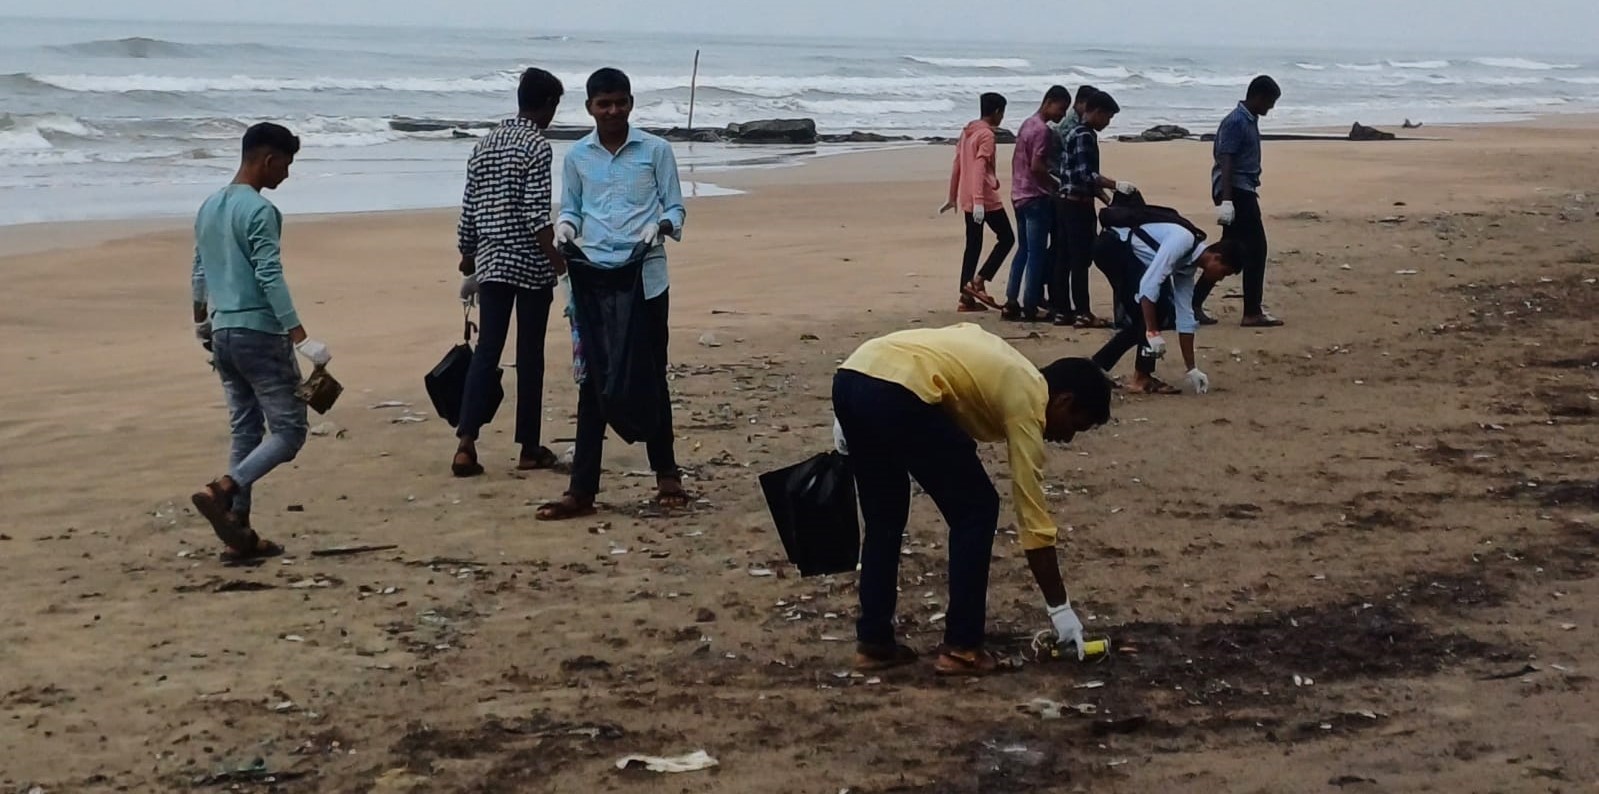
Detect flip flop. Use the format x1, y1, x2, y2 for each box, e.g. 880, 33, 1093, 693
1074, 314, 1114, 329
956, 300, 989, 313
1241, 313, 1285, 328
451, 449, 485, 478
961, 283, 1003, 310
219, 531, 285, 564
535, 493, 598, 521
933, 647, 1002, 677
855, 642, 919, 672
655, 477, 693, 510
517, 446, 560, 471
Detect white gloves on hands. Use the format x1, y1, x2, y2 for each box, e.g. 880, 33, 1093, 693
972, 205, 987, 225
1048, 602, 1087, 660
1115, 180, 1137, 195
1186, 367, 1211, 395
832, 417, 849, 456
555, 222, 577, 246
1144, 333, 1167, 359
1217, 200, 1237, 225
295, 338, 332, 368
641, 222, 660, 247
459, 273, 479, 303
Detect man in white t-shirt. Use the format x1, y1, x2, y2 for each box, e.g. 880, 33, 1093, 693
1090, 222, 1241, 395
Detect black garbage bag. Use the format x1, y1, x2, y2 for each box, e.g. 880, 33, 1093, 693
425, 306, 502, 428
760, 452, 861, 577
563, 242, 664, 444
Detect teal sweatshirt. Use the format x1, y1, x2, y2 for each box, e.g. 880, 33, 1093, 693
190, 184, 300, 334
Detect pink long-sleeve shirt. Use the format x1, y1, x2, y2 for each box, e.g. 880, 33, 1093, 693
948, 120, 1003, 213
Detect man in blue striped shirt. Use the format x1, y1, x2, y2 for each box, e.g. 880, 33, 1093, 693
538, 68, 689, 520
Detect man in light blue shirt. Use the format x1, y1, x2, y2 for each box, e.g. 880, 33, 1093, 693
189, 122, 332, 562
539, 68, 688, 521
1089, 221, 1241, 396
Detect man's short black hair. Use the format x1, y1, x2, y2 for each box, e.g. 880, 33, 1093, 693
1248, 75, 1282, 101
1206, 238, 1245, 272
242, 122, 299, 158
586, 67, 632, 100
980, 92, 1007, 117
1075, 85, 1099, 104
519, 67, 564, 113
1085, 91, 1120, 115
1044, 84, 1072, 106
1040, 357, 1113, 426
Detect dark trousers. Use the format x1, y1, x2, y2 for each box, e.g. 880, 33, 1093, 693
1054, 199, 1098, 319
960, 209, 1015, 292
1091, 232, 1169, 376
569, 289, 677, 498
832, 369, 999, 650
458, 282, 552, 447
1195, 190, 1267, 316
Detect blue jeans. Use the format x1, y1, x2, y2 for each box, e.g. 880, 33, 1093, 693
832, 369, 999, 650
212, 328, 308, 515
1004, 199, 1053, 311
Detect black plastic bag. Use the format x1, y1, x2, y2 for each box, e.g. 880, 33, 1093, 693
563, 243, 663, 444
760, 452, 861, 577
425, 306, 502, 428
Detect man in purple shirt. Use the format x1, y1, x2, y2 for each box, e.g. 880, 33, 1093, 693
1002, 86, 1071, 322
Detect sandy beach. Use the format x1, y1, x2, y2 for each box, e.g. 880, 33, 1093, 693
2, 119, 1597, 792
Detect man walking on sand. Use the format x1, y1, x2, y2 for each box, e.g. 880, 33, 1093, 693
1194, 75, 1282, 327
451, 67, 569, 477
833, 325, 1112, 674
1000, 86, 1071, 322
941, 92, 1014, 312
189, 122, 330, 562
536, 67, 688, 521
1058, 90, 1138, 328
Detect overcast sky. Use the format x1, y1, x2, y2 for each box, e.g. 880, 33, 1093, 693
11, 0, 1597, 53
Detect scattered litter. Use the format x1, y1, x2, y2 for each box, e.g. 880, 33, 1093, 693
282, 635, 305, 643
309, 422, 345, 438
391, 413, 428, 424
1480, 664, 1539, 681
615, 750, 719, 773
697, 333, 723, 348
272, 700, 296, 712
747, 567, 776, 578
1394, 269, 1419, 275
1339, 264, 1352, 271
929, 612, 946, 623
1293, 674, 1315, 687
1075, 680, 1105, 690
310, 544, 399, 558
369, 401, 411, 410
1560, 623, 1577, 631
1019, 699, 1064, 720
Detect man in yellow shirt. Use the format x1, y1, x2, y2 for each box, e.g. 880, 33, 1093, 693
833, 324, 1112, 675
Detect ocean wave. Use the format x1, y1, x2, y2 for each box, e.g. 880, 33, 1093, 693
1140, 70, 1257, 88
1387, 59, 1451, 69
1472, 57, 1579, 70
1557, 76, 1599, 85
0, 114, 101, 153
28, 72, 514, 94
1294, 62, 1328, 71
903, 56, 1030, 69
1073, 65, 1133, 80
792, 98, 956, 115
48, 36, 202, 59
1336, 63, 1385, 72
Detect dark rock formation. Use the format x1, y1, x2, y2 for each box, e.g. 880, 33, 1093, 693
724, 119, 818, 144
1349, 122, 1396, 141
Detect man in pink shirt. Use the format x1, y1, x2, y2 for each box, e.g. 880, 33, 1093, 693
1003, 86, 1072, 322
940, 92, 1014, 312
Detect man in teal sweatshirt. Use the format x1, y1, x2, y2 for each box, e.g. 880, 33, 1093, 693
189, 122, 331, 562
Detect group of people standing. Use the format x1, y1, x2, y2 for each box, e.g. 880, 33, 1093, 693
944, 77, 1286, 339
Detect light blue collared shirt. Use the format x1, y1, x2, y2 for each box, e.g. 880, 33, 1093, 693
558, 126, 686, 299
1113, 223, 1210, 334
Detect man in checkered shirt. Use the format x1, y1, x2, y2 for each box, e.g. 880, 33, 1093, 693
452, 67, 569, 478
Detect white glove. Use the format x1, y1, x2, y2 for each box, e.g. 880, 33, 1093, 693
555, 222, 577, 246
938, 201, 955, 215
295, 338, 332, 368
972, 205, 986, 225
832, 417, 849, 456
1115, 180, 1137, 195
1186, 367, 1211, 395
1048, 602, 1086, 660
641, 223, 661, 247
459, 273, 479, 302
1144, 333, 1167, 359
1217, 200, 1237, 225
195, 320, 212, 347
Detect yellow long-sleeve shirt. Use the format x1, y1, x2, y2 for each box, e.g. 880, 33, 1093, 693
840, 323, 1056, 550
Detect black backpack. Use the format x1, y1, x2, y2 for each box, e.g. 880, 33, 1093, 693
1098, 203, 1208, 255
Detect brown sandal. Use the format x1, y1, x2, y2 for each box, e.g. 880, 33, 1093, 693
517, 446, 560, 471
536, 493, 597, 522
962, 283, 1003, 310
655, 476, 692, 510
934, 647, 1002, 677
856, 642, 919, 672
219, 531, 285, 564
192, 480, 251, 548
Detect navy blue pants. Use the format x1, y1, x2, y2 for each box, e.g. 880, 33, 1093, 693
832, 369, 999, 650
458, 282, 552, 447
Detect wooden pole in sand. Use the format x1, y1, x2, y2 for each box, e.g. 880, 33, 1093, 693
687, 49, 701, 133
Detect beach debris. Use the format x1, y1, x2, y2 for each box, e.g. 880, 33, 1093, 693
698, 332, 723, 348
369, 401, 411, 410
615, 750, 718, 773
747, 566, 776, 577
1376, 215, 1407, 224
193, 758, 308, 786
1480, 664, 1539, 681
310, 544, 399, 558
391, 412, 429, 424
695, 608, 717, 623
1293, 674, 1316, 687
1395, 269, 1419, 275
309, 422, 345, 438
1018, 698, 1064, 720
800, 333, 820, 341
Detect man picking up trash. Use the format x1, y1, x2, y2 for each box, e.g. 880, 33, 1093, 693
832, 324, 1112, 675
